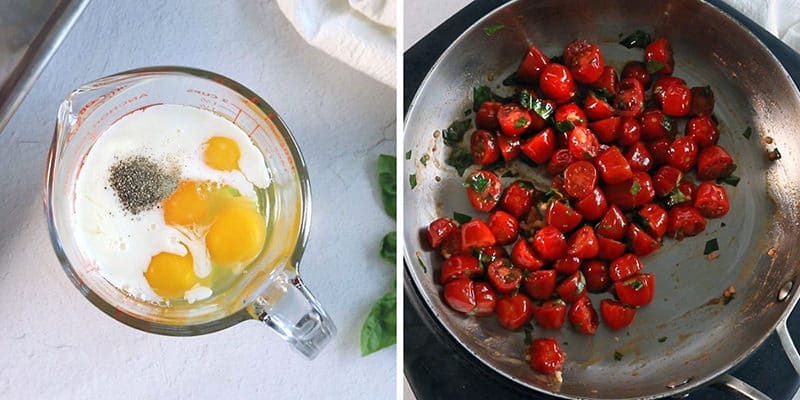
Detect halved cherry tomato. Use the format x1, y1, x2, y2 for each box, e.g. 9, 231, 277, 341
617, 116, 642, 146
476, 101, 502, 130
547, 148, 573, 176
487, 210, 519, 245
427, 217, 458, 249
471, 130, 501, 166
604, 172, 655, 210
532, 299, 568, 329
625, 141, 654, 172
595, 146, 633, 184
527, 338, 565, 374
676, 179, 696, 204
496, 292, 534, 330
554, 103, 588, 127
609, 253, 643, 282
583, 260, 610, 292
440, 254, 482, 284
497, 104, 532, 136
614, 78, 645, 117
694, 182, 730, 218
615, 273, 655, 307
461, 219, 497, 249
473, 282, 497, 317
686, 116, 719, 148
539, 63, 577, 104
600, 299, 637, 330
443, 278, 476, 313
644, 37, 675, 75
660, 81, 692, 117
533, 226, 568, 261
554, 256, 582, 275
497, 134, 521, 162
590, 117, 621, 143
697, 145, 735, 180
690, 85, 715, 116
556, 271, 587, 303
569, 295, 599, 335
652, 165, 683, 197
487, 258, 522, 293
474, 244, 507, 265
627, 224, 661, 256
637, 203, 668, 238
667, 205, 707, 240
440, 226, 465, 258
591, 65, 618, 96
521, 127, 557, 164
546, 201, 583, 233
583, 92, 615, 121
567, 125, 600, 160
500, 180, 538, 218
517, 44, 551, 83
595, 204, 628, 240
597, 235, 627, 261
648, 138, 672, 167
563, 39, 605, 84
564, 160, 598, 198
511, 239, 545, 271
567, 226, 600, 259
667, 136, 699, 172
523, 269, 558, 300
622, 61, 652, 89
574, 186, 609, 221
465, 170, 502, 212
652, 76, 686, 104
639, 109, 674, 141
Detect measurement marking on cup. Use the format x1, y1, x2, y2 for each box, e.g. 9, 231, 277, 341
233, 109, 242, 124
249, 124, 261, 136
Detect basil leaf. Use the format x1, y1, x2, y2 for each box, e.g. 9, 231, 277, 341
473, 86, 493, 111
646, 60, 665, 74
465, 174, 490, 193
453, 212, 472, 224
629, 180, 642, 196
523, 328, 533, 345
377, 154, 396, 219
660, 115, 674, 132
703, 238, 719, 255
484, 24, 506, 36
443, 119, 472, 146
360, 290, 396, 356
518, 90, 535, 110
630, 280, 645, 291
464, 109, 472, 116
417, 255, 428, 273
592, 88, 614, 100
614, 351, 624, 361
409, 174, 417, 189
619, 30, 652, 49
502, 71, 522, 86
446, 147, 473, 176
514, 117, 529, 129
554, 120, 575, 133
742, 127, 752, 140
717, 173, 740, 187
404, 150, 411, 160
419, 154, 429, 166
658, 336, 668, 343
666, 187, 689, 206
531, 98, 555, 120
380, 231, 396, 265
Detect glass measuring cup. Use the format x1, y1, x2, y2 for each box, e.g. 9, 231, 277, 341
44, 67, 335, 359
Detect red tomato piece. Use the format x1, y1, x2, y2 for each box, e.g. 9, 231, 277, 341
694, 182, 730, 218
615, 273, 655, 307
595, 204, 628, 240
497, 104, 532, 136
523, 269, 558, 300
564, 160, 598, 198
590, 117, 621, 143
440, 254, 482, 284
440, 226, 466, 258
554, 256, 582, 275
625, 141, 654, 172
667, 136, 699, 172
496, 292, 534, 330
583, 92, 615, 121
567, 226, 600, 259
527, 338, 565, 374
521, 127, 557, 164
652, 76, 686, 104
648, 138, 672, 167
595, 146, 633, 184
546, 201, 583, 233
556, 271, 587, 303
637, 203, 668, 238
554, 103, 588, 127
497, 134, 521, 162
644, 38, 675, 75
475, 244, 508, 265
487, 210, 519, 245
427, 217, 458, 249
652, 165, 683, 197
500, 180, 538, 218
563, 39, 605, 84
465, 170, 502, 213
690, 85, 715, 116
567, 126, 600, 160
569, 295, 599, 335
547, 148, 574, 176
597, 235, 627, 261
686, 116, 719, 148
600, 299, 637, 330
604, 172, 655, 211
673, 179, 696, 206
511, 239, 546, 271
517, 45, 551, 83
533, 226, 568, 261
461, 219, 497, 249
532, 299, 568, 329
476, 101, 502, 130
443, 278, 476, 313
487, 258, 522, 293
470, 130, 501, 166
627, 224, 661, 256
473, 282, 497, 317
660, 82, 692, 117
639, 109, 674, 141
609, 253, 643, 282
622, 61, 652, 89
583, 260, 610, 292
614, 78, 645, 117
697, 145, 735, 181
617, 116, 642, 146
667, 205, 707, 240
574, 186, 609, 221
539, 63, 577, 104
591, 66, 618, 96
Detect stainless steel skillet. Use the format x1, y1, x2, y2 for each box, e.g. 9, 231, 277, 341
403, 0, 800, 398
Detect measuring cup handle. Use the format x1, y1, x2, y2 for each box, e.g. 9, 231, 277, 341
251, 269, 336, 359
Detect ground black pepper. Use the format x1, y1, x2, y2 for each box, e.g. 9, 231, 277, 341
108, 155, 178, 214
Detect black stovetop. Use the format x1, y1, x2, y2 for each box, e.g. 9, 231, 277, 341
403, 1, 800, 399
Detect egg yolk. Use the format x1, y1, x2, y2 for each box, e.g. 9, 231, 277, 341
206, 199, 266, 268
204, 136, 240, 171
162, 180, 214, 226
144, 249, 197, 299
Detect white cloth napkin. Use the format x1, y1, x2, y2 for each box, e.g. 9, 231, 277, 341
726, 0, 800, 51
276, 0, 396, 88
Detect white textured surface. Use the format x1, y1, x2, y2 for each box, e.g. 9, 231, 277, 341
0, 1, 395, 399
